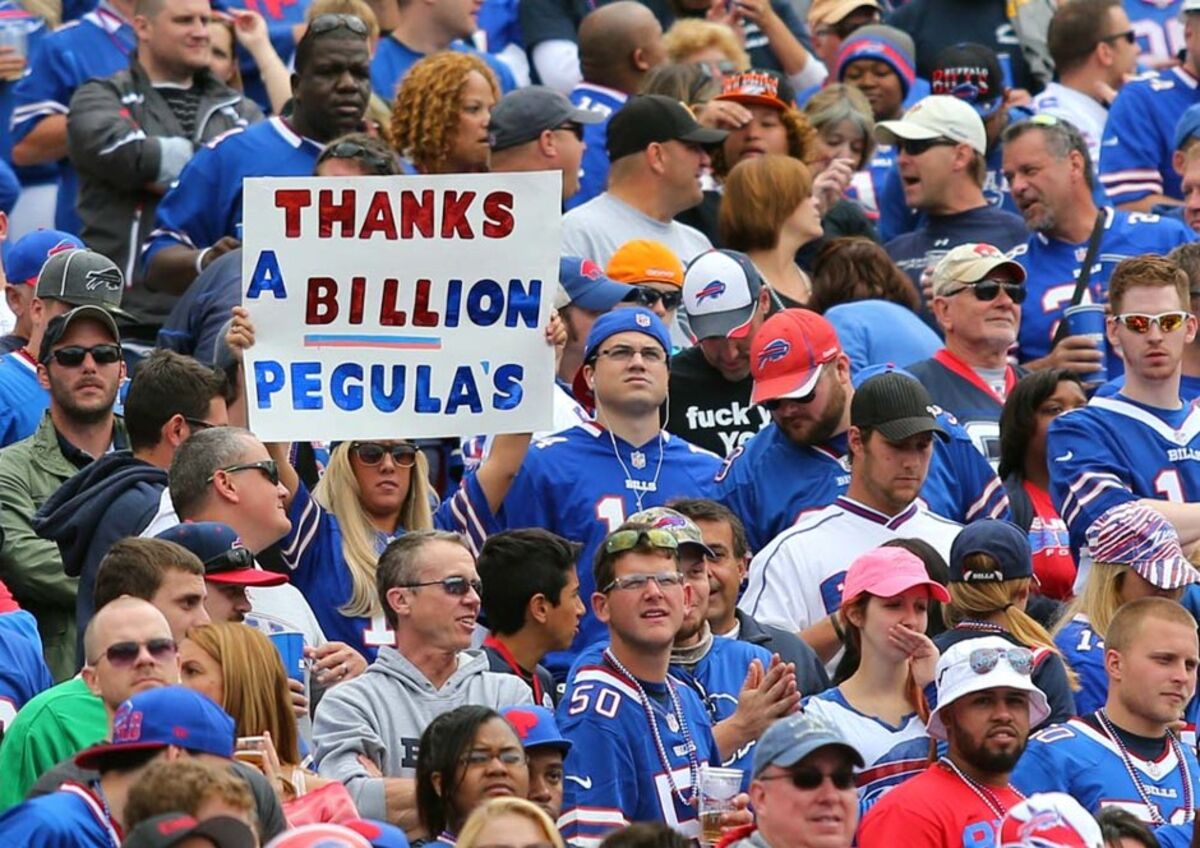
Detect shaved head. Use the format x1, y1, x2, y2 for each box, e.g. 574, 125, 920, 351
579, 1, 663, 90
84, 596, 172, 663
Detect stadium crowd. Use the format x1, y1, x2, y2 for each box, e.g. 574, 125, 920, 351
7, 0, 1200, 845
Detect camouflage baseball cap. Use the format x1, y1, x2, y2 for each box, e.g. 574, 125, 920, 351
628, 507, 715, 558
34, 248, 132, 317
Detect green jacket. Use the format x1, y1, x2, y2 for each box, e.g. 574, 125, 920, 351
0, 676, 107, 810
0, 412, 125, 681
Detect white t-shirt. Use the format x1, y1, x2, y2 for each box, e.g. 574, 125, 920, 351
1031, 82, 1109, 175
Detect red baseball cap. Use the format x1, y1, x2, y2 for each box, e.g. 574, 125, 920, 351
749, 309, 842, 405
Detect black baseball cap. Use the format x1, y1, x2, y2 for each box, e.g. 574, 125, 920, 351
38, 306, 121, 364
931, 42, 1005, 118
606, 95, 728, 162
850, 371, 948, 442
122, 813, 256, 848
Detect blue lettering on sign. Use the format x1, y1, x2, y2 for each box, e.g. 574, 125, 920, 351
415, 365, 441, 413
446, 366, 483, 414
331, 363, 363, 410
493, 364, 524, 410
292, 362, 323, 409
467, 279, 505, 326
254, 361, 286, 408
505, 279, 542, 328
370, 365, 407, 412
246, 250, 287, 299
444, 279, 463, 327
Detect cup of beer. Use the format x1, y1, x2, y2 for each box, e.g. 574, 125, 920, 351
698, 765, 743, 846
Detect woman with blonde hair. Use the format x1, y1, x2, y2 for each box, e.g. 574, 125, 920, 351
1055, 502, 1200, 715
719, 154, 823, 307
661, 19, 750, 74
456, 797, 564, 848
935, 520, 1077, 727
390, 52, 500, 175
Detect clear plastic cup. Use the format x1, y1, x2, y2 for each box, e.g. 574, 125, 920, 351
698, 765, 743, 846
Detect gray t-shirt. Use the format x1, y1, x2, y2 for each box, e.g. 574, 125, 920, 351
561, 192, 712, 267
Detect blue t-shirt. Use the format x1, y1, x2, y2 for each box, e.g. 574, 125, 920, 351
0, 609, 52, 733
1010, 207, 1195, 370
0, 350, 47, 448
9, 0, 135, 233
0, 784, 118, 846
565, 83, 625, 212
370, 37, 516, 102
1100, 67, 1200, 204
823, 300, 942, 377
142, 117, 323, 268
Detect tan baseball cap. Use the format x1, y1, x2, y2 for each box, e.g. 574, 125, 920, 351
875, 94, 987, 156
808, 0, 881, 28
931, 243, 1027, 297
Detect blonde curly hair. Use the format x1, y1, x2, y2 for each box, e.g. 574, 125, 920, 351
710, 106, 817, 181
390, 52, 500, 175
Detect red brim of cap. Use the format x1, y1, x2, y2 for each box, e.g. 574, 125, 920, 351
751, 365, 822, 406
76, 740, 169, 770
716, 92, 789, 111
571, 366, 596, 414
206, 569, 289, 587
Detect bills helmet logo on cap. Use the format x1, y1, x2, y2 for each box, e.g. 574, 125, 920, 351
757, 338, 791, 369
48, 240, 76, 257
973, 243, 1002, 258
112, 704, 145, 742
649, 513, 687, 528
635, 312, 651, 327
505, 709, 540, 740
696, 280, 726, 304
580, 259, 602, 280
1000, 808, 1094, 848
86, 266, 123, 292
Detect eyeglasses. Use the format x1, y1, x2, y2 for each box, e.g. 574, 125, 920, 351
91, 637, 177, 667
602, 571, 685, 593
351, 441, 419, 467
595, 344, 667, 365
322, 141, 397, 176
461, 748, 528, 767
555, 123, 584, 141
759, 766, 857, 791
1101, 30, 1136, 45
206, 459, 280, 486
44, 343, 123, 367
399, 575, 483, 596
967, 646, 1034, 676
627, 287, 683, 311
1113, 311, 1189, 334
308, 13, 368, 35
897, 137, 958, 157
942, 278, 1028, 304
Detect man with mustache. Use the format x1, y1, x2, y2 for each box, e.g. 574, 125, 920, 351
1012, 597, 1200, 828
858, 636, 1050, 846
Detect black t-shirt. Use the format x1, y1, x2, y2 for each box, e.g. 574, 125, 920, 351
155, 84, 203, 139
665, 345, 770, 457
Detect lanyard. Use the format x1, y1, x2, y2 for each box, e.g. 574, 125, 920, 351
60, 782, 122, 847
483, 635, 544, 706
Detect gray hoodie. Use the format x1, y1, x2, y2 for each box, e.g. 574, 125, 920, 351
312, 646, 533, 819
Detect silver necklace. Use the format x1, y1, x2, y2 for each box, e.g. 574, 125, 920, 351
604, 648, 700, 807
607, 426, 665, 513
938, 757, 1023, 820
1095, 709, 1194, 825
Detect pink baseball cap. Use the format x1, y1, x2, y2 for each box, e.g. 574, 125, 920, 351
749, 309, 843, 405
840, 547, 950, 608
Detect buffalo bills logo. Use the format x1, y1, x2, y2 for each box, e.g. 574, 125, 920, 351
47, 240, 76, 258
505, 709, 539, 740
635, 313, 651, 327
972, 243, 1001, 258
756, 338, 790, 369
580, 259, 602, 280
696, 280, 726, 304
112, 705, 145, 742
86, 267, 123, 292
651, 514, 688, 529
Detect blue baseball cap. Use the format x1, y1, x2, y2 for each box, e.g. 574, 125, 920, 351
752, 713, 863, 778
4, 229, 84, 285
581, 307, 672, 364
558, 256, 631, 312
76, 686, 236, 769
949, 519, 1033, 584
502, 705, 573, 753
1176, 103, 1200, 151
156, 521, 288, 587
344, 819, 411, 848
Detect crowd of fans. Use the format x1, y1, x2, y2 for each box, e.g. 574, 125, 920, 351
5, 0, 1200, 845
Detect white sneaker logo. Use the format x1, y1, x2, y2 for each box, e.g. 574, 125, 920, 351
1054, 450, 1074, 462
565, 775, 593, 789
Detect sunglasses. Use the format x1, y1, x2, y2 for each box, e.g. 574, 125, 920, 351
627, 287, 683, 311
759, 766, 857, 791
323, 141, 396, 176
309, 12, 367, 35
1101, 30, 1136, 45
967, 646, 1034, 677
942, 278, 1027, 304
351, 441, 419, 467
92, 637, 177, 667
761, 389, 818, 412
555, 122, 584, 141
604, 528, 680, 556
399, 575, 483, 596
206, 459, 280, 486
205, 546, 255, 573
897, 137, 958, 157
1113, 311, 1189, 334
44, 343, 122, 367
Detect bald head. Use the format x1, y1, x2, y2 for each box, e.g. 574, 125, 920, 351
578, 1, 664, 92
84, 597, 172, 664
83, 596, 180, 711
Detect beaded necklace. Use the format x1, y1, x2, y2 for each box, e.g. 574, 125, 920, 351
954, 620, 1006, 634
603, 647, 700, 806
1094, 709, 1194, 826
938, 757, 1024, 820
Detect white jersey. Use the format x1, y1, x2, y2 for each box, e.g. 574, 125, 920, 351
739, 495, 961, 633
1031, 82, 1109, 176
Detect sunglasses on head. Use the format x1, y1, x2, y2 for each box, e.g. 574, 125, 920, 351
91, 637, 177, 668
967, 646, 1034, 676
1113, 311, 1189, 334
351, 441, 418, 467
308, 12, 367, 35
627, 287, 683, 311
44, 343, 122, 367
942, 278, 1027, 304
323, 141, 396, 176
206, 459, 280, 486
897, 137, 958, 157
604, 527, 680, 556
759, 765, 857, 791
206, 546, 255, 572
399, 575, 483, 596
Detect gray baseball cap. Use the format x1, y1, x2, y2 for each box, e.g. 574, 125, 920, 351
752, 713, 864, 778
490, 86, 604, 152
34, 248, 131, 318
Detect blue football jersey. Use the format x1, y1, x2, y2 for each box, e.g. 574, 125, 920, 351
142, 117, 323, 269
0, 350, 47, 448
907, 351, 1019, 468
565, 637, 772, 788
482, 422, 721, 676
0, 3, 47, 172
1125, 0, 1187, 66
0, 610, 52, 734
0, 783, 119, 846
369, 38, 516, 102
1054, 614, 1108, 716
1100, 68, 1200, 204
1013, 716, 1200, 825
565, 83, 625, 212
1097, 374, 1200, 402
1011, 207, 1195, 368
715, 416, 1009, 554
1048, 395, 1200, 554
558, 659, 721, 847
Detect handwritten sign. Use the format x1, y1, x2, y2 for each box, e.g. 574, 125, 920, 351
241, 172, 561, 442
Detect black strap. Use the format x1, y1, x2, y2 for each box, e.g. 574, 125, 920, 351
1051, 209, 1107, 346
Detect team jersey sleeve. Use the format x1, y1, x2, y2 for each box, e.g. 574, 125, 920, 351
0, 807, 78, 847
1046, 410, 1136, 553
1154, 824, 1193, 848
1009, 730, 1072, 797
877, 163, 918, 245
492, 443, 558, 532
714, 447, 771, 553
738, 533, 817, 631
559, 713, 636, 848
278, 481, 330, 575
141, 136, 236, 266
1099, 81, 1169, 203
434, 472, 501, 556
10, 31, 72, 145
1055, 619, 1109, 715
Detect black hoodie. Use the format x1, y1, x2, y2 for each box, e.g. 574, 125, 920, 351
33, 451, 167, 667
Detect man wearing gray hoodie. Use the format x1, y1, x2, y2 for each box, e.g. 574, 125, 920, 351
312, 530, 532, 831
